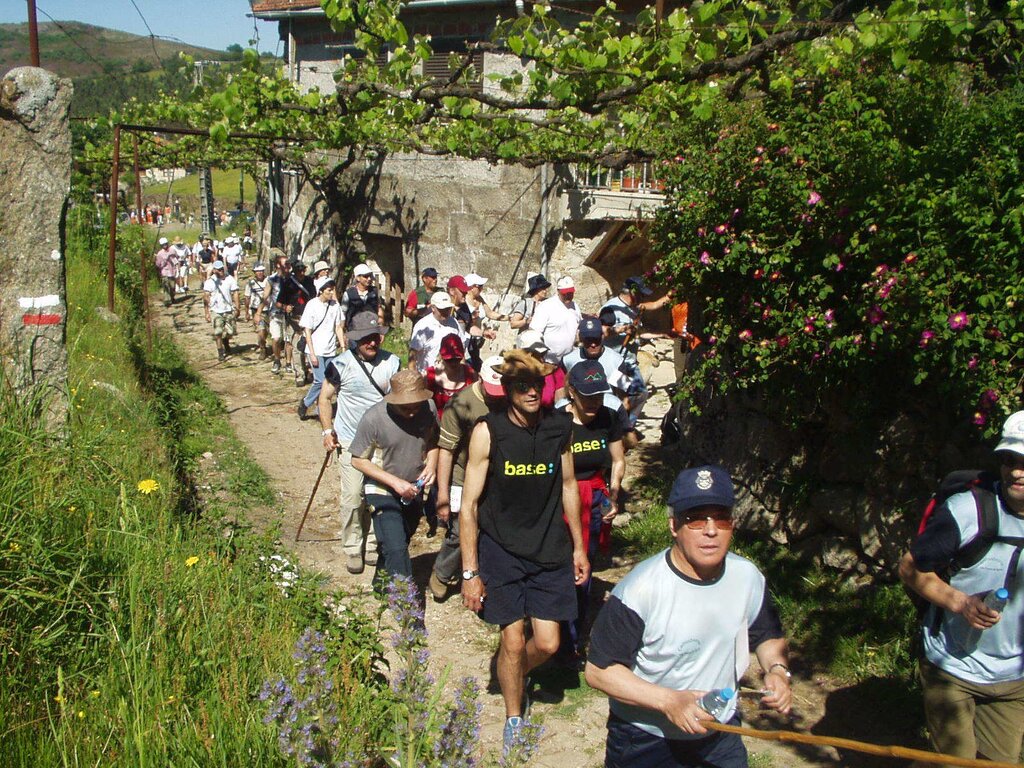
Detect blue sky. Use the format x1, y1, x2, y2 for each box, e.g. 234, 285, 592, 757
0, 1, 283, 53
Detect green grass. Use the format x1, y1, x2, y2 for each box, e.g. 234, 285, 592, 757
0, 208, 389, 765
144, 167, 257, 207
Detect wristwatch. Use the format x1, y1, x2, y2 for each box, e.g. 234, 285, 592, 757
462, 569, 480, 580
766, 663, 792, 679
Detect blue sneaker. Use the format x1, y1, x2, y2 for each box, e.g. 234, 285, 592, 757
503, 716, 523, 758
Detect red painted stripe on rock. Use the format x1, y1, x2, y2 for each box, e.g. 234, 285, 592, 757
22, 313, 62, 325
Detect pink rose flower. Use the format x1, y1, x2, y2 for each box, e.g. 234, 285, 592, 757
947, 311, 970, 331
918, 330, 935, 348
967, 355, 979, 369
972, 411, 987, 427
714, 224, 728, 235
738, 329, 754, 341
700, 252, 712, 265
807, 191, 822, 206
866, 306, 885, 325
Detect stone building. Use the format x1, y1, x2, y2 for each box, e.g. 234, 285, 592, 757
249, 0, 671, 332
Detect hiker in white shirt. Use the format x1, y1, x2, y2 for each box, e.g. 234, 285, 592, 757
203, 260, 240, 361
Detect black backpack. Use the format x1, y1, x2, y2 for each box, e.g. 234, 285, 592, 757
913, 470, 1024, 634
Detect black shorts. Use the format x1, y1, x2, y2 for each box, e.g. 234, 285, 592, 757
478, 532, 577, 626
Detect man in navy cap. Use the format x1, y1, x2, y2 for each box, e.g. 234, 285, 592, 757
586, 465, 792, 768
404, 266, 442, 323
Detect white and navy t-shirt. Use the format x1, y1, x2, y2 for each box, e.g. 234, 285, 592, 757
588, 549, 783, 740
912, 485, 1024, 684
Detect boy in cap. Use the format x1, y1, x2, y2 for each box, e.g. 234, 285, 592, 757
203, 260, 240, 361
297, 276, 344, 420
460, 350, 590, 754
586, 464, 791, 768
899, 410, 1024, 765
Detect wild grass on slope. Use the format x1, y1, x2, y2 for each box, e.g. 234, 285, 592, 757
0, 209, 388, 766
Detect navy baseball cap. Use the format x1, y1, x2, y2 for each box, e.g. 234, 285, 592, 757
578, 315, 603, 340
422, 267, 438, 278
567, 359, 611, 396
667, 466, 735, 515
624, 276, 653, 296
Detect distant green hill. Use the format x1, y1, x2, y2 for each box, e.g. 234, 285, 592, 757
0, 22, 274, 117
0, 21, 229, 79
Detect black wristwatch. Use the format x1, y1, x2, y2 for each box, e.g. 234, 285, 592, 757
462, 569, 479, 580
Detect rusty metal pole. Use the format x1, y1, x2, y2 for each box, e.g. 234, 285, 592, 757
27, 0, 40, 67
107, 124, 122, 312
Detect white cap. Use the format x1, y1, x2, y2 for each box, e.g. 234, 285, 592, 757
353, 263, 372, 277
557, 275, 575, 292
465, 273, 488, 287
516, 329, 548, 355
996, 411, 1024, 456
158, 237, 169, 245
314, 276, 336, 293
430, 291, 454, 309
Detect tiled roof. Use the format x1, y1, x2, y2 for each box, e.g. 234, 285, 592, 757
250, 1, 322, 13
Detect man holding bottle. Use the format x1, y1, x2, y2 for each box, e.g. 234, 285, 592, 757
899, 410, 1024, 765
585, 465, 792, 768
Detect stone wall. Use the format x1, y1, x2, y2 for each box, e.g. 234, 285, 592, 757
0, 67, 72, 420
672, 389, 991, 579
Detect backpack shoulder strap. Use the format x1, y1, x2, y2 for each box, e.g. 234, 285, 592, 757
952, 486, 999, 571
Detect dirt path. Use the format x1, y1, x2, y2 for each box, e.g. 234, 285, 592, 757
157, 285, 875, 768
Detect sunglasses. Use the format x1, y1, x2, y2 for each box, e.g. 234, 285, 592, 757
677, 509, 734, 531
508, 379, 543, 393
1000, 453, 1024, 470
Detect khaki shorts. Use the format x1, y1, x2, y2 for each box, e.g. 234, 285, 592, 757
268, 314, 300, 342
212, 312, 237, 338
920, 659, 1024, 764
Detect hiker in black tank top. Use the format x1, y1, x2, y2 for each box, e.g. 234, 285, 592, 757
457, 349, 590, 754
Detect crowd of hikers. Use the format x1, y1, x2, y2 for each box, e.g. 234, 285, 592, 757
156, 240, 1024, 767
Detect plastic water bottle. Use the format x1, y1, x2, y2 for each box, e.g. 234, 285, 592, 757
400, 478, 426, 506
599, 495, 613, 520
960, 588, 1010, 651
696, 687, 735, 721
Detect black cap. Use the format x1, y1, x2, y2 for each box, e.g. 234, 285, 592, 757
567, 359, 611, 396
422, 267, 438, 278
624, 276, 653, 296
527, 274, 552, 296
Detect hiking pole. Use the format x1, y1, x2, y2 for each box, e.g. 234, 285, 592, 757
703, 720, 1022, 768
295, 450, 331, 542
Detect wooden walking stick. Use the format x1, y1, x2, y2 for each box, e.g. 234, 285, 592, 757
704, 720, 1023, 768
295, 450, 332, 542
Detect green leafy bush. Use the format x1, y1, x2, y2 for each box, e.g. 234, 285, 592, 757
653, 61, 1023, 434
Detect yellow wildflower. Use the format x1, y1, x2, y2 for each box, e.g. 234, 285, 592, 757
77, 710, 85, 719
185, 556, 200, 568
8, 542, 20, 553
137, 479, 160, 495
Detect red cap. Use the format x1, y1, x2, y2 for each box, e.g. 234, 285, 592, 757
447, 275, 469, 293
439, 334, 466, 360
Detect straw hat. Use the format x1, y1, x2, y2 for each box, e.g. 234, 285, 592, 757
385, 370, 432, 405
492, 349, 556, 380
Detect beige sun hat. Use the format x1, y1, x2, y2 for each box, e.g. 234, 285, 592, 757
492, 348, 556, 380
385, 370, 432, 405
